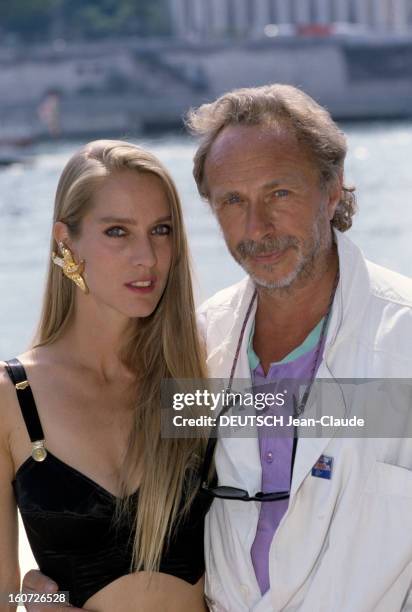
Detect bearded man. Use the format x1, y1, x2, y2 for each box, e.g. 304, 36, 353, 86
189, 84, 412, 611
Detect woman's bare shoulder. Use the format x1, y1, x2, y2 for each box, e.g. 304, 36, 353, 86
0, 362, 17, 449
0, 351, 36, 434
0, 362, 16, 408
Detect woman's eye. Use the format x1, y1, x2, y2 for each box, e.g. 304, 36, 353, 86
105, 226, 127, 238
152, 224, 172, 236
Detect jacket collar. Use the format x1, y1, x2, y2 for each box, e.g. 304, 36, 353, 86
206, 229, 371, 377
288, 230, 371, 498
324, 229, 371, 359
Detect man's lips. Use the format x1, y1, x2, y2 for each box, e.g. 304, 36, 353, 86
249, 249, 287, 264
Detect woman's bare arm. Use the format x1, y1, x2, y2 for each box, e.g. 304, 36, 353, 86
0, 366, 84, 612
0, 369, 20, 612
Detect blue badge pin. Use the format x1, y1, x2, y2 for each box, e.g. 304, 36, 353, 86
311, 454, 333, 480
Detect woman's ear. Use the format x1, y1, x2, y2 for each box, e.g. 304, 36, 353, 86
53, 221, 70, 249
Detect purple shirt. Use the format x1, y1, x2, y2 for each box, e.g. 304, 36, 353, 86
249, 320, 325, 595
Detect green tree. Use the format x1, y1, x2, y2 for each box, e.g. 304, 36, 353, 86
0, 0, 57, 41
0, 0, 172, 42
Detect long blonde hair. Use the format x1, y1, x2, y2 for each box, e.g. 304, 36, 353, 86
34, 140, 207, 572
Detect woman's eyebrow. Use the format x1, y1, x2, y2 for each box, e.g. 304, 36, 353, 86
98, 215, 172, 224
152, 215, 172, 224
98, 216, 137, 224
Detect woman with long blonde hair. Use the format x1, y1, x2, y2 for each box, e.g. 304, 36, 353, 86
0, 140, 212, 611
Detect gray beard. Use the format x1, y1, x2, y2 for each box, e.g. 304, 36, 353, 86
232, 209, 331, 292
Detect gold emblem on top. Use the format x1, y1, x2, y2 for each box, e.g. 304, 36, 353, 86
15, 380, 30, 390
32, 440, 48, 462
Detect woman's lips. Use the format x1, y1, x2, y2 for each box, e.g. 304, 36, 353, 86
125, 279, 156, 294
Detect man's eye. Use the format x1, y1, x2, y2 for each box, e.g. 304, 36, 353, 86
105, 226, 127, 237
271, 189, 290, 198
223, 194, 242, 206
152, 224, 172, 236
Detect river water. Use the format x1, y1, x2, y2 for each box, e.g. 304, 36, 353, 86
1, 123, 412, 574
1, 124, 412, 357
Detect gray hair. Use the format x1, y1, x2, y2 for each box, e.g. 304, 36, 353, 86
186, 84, 356, 232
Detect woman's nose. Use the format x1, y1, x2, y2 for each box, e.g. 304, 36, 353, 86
130, 237, 157, 268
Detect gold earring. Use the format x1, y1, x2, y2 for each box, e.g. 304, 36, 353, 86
52, 241, 89, 294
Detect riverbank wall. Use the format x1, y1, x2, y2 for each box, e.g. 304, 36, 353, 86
1, 36, 412, 142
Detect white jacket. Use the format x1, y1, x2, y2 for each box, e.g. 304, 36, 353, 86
197, 231, 412, 612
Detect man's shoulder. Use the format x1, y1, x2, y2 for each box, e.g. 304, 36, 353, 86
360, 260, 412, 369
367, 259, 412, 309
197, 277, 250, 317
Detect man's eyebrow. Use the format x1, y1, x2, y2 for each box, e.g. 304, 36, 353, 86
262, 180, 281, 189
216, 181, 286, 199
215, 190, 241, 201
263, 177, 306, 188
98, 215, 172, 224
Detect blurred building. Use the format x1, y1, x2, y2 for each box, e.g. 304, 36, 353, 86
169, 0, 412, 39
2, 0, 412, 144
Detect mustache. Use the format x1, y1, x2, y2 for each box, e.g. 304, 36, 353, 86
236, 236, 299, 259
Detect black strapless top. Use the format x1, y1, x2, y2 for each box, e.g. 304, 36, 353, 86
6, 359, 212, 608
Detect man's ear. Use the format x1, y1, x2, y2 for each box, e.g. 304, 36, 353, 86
327, 172, 343, 221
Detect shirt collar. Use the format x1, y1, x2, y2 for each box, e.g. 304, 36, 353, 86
247, 316, 325, 373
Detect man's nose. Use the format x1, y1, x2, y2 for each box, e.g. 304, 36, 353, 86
244, 201, 274, 240
130, 236, 157, 268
